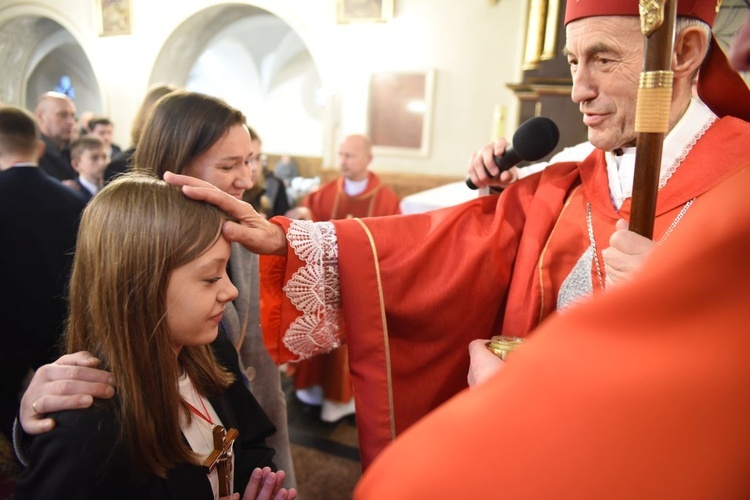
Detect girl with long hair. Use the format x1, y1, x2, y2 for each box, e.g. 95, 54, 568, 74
15, 175, 296, 499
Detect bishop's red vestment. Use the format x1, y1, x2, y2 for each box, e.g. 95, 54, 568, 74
262, 116, 750, 468
355, 145, 750, 499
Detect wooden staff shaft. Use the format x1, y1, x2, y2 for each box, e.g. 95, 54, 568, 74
629, 0, 678, 239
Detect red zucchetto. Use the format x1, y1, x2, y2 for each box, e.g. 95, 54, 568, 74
564, 0, 720, 26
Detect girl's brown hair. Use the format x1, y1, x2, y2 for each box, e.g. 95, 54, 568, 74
66, 173, 233, 477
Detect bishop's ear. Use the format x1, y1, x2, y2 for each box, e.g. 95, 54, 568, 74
672, 25, 710, 80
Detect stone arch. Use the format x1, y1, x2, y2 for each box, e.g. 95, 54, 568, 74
0, 7, 102, 113
149, 3, 324, 156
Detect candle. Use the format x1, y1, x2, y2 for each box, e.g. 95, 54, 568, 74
491, 104, 506, 139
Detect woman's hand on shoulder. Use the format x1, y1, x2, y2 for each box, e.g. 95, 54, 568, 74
20, 351, 115, 434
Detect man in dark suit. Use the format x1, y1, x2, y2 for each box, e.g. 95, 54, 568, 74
0, 106, 85, 449
33, 92, 77, 181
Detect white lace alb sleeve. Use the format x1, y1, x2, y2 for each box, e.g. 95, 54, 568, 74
281, 220, 344, 359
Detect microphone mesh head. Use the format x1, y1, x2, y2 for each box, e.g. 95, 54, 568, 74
513, 116, 560, 161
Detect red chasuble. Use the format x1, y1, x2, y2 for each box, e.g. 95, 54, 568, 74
262, 116, 750, 469
302, 171, 400, 221
355, 154, 750, 500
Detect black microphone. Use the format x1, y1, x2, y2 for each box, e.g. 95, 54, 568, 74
465, 116, 560, 190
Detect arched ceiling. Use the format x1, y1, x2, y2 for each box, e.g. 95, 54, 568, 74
150, 4, 318, 96
0, 15, 101, 112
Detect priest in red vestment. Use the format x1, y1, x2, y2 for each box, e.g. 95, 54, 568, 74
299, 134, 400, 222
289, 134, 400, 423
354, 5, 750, 496
166, 0, 750, 471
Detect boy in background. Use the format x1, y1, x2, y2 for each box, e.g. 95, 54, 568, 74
70, 136, 108, 202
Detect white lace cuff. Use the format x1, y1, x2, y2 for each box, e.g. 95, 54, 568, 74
281, 220, 344, 359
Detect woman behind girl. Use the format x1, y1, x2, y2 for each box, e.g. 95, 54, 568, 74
15, 175, 295, 499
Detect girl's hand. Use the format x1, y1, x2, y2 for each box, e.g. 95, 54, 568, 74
236, 467, 298, 500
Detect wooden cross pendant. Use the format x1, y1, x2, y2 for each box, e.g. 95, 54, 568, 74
202, 425, 239, 497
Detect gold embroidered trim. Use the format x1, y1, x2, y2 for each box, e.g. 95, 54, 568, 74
537, 184, 582, 324
354, 218, 396, 441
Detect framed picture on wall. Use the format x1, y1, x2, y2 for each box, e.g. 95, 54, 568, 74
337, 0, 394, 24
97, 0, 131, 36
367, 70, 435, 157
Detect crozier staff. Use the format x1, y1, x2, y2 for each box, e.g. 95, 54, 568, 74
629, 0, 678, 238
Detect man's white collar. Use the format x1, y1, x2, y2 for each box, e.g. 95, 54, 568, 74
605, 99, 717, 210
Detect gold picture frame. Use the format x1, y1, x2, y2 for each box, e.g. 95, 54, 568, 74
522, 0, 562, 69
367, 70, 435, 157
337, 0, 394, 24
97, 0, 131, 36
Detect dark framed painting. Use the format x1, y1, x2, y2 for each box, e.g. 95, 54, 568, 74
367, 70, 435, 157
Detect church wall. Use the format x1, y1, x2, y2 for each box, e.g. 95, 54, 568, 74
0, 0, 530, 178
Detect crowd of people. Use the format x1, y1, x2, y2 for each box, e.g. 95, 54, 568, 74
2, 0, 750, 498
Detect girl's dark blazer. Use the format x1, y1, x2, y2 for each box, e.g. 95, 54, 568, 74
15, 327, 277, 499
